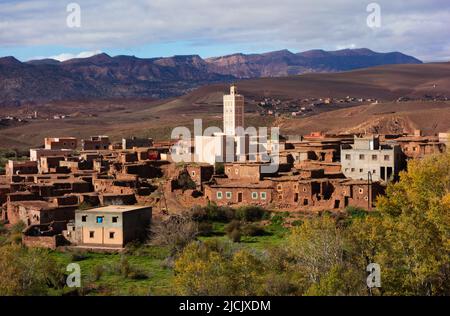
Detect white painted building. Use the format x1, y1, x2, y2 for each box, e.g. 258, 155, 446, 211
223, 85, 245, 136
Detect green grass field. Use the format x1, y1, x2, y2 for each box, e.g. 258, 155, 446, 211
49, 221, 288, 296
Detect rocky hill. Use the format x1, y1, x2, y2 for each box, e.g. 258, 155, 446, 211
0, 49, 422, 106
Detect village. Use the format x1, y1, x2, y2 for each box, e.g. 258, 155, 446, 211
0, 85, 448, 251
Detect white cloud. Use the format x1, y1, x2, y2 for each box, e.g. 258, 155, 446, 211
48, 50, 102, 62
29, 50, 102, 62
336, 44, 357, 50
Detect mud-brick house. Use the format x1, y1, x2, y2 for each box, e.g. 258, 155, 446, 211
65, 205, 152, 249
297, 179, 335, 208
185, 164, 214, 189
331, 179, 385, 210
81, 136, 110, 151
270, 176, 301, 208
5, 160, 38, 177
296, 178, 384, 211
5, 200, 77, 226
122, 137, 153, 150
204, 179, 274, 207
44, 137, 78, 150
22, 221, 69, 249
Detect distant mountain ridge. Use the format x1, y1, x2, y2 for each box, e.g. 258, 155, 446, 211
0, 48, 422, 106
206, 48, 422, 78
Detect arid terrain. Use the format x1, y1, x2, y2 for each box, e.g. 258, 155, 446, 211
0, 48, 421, 106
1, 62, 449, 149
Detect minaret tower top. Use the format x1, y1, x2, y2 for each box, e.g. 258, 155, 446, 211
223, 84, 245, 135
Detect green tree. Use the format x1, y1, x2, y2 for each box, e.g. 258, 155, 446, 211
286, 215, 344, 285
374, 152, 450, 295
174, 240, 265, 296
0, 244, 64, 296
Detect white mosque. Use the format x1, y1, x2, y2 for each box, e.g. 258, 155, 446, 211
194, 84, 273, 165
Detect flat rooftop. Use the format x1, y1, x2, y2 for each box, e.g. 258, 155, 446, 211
78, 205, 151, 214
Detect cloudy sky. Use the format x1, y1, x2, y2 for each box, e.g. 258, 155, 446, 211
0, 0, 449, 62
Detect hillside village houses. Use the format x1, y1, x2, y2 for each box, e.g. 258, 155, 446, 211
0, 84, 448, 250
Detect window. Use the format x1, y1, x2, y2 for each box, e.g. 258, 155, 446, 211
216, 191, 223, 200
226, 192, 232, 199
359, 188, 364, 194
359, 169, 363, 173
359, 154, 365, 160
252, 192, 258, 200
277, 185, 282, 191
384, 155, 390, 161
351, 168, 355, 172
191, 171, 196, 176
109, 232, 115, 239
345, 154, 351, 160
96, 216, 104, 224
227, 168, 231, 173
112, 217, 118, 223
82, 215, 87, 222
372, 155, 378, 160
260, 192, 267, 200
89, 231, 95, 238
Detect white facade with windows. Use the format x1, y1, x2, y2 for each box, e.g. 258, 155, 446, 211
341, 135, 402, 182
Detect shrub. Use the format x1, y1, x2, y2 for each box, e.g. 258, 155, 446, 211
69, 251, 88, 262
270, 214, 285, 226
124, 240, 146, 256
150, 215, 199, 255
235, 206, 269, 222
78, 201, 95, 211
0, 221, 7, 235
127, 270, 149, 280
198, 222, 214, 236
119, 256, 131, 277
92, 265, 104, 281
225, 220, 243, 242
113, 256, 149, 280
215, 162, 225, 175
229, 229, 242, 243
242, 223, 267, 237
10, 221, 26, 234
177, 170, 197, 192
345, 206, 368, 219
204, 204, 234, 222
225, 220, 242, 235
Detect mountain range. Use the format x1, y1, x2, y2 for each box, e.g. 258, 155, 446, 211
0, 48, 422, 106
